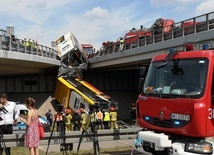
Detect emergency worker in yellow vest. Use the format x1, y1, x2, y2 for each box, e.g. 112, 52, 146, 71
23, 38, 30, 47
110, 107, 118, 129
32, 40, 37, 49
29, 39, 33, 47
103, 109, 110, 129
80, 108, 87, 131
64, 108, 72, 131
119, 37, 125, 50
90, 108, 97, 132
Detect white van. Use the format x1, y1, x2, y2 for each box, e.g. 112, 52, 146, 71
13, 104, 50, 131
13, 104, 28, 131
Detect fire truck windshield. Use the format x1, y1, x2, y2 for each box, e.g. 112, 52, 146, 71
84, 47, 93, 55
143, 58, 208, 98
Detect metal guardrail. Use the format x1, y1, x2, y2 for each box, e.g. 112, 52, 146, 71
0, 35, 58, 60
4, 128, 142, 147
97, 11, 214, 57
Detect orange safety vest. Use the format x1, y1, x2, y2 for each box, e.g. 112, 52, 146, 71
96, 111, 103, 120
56, 113, 63, 121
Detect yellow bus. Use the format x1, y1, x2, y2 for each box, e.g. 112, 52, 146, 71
55, 77, 118, 113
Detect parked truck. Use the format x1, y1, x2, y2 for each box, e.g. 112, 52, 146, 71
134, 43, 214, 155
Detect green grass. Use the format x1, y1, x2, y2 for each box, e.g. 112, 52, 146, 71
6, 146, 133, 155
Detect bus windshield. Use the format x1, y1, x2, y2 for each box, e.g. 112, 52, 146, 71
143, 58, 208, 98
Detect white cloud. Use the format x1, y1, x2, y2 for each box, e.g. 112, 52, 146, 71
195, 0, 214, 15
0, 0, 212, 51
150, 0, 200, 7
0, 0, 75, 45
85, 7, 109, 19
55, 5, 150, 50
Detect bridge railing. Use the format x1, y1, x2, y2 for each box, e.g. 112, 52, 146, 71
0, 36, 58, 59
4, 128, 141, 148
98, 11, 214, 57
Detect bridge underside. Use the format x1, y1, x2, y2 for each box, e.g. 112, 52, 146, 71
0, 50, 59, 76
83, 69, 139, 120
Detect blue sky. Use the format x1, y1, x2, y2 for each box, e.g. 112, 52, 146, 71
0, 0, 213, 50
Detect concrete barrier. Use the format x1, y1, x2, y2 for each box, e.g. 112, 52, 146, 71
3, 127, 142, 148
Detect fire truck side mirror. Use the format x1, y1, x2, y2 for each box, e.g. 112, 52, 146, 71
139, 67, 148, 78
138, 78, 144, 93
139, 67, 147, 93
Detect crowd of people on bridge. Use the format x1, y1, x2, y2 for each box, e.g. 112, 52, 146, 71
22, 38, 38, 49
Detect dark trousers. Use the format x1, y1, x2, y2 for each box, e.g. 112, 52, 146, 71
96, 120, 103, 130
73, 121, 80, 131
103, 121, 109, 129
56, 121, 63, 132
56, 121, 65, 135
48, 120, 52, 132
0, 124, 13, 155
90, 122, 97, 133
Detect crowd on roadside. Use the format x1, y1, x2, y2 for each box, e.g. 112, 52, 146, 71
0, 93, 119, 155
45, 106, 119, 133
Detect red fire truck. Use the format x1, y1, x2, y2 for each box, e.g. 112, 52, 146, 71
81, 44, 94, 58
135, 43, 214, 155
125, 18, 174, 48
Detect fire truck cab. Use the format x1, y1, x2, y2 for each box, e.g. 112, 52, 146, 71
81, 44, 94, 58
135, 43, 214, 155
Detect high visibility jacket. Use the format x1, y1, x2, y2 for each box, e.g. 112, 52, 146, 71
56, 113, 63, 121
119, 39, 125, 43
110, 111, 117, 121
96, 111, 103, 120
23, 40, 30, 47
104, 111, 110, 121
90, 112, 97, 122
29, 39, 33, 46
81, 113, 87, 124
65, 114, 72, 124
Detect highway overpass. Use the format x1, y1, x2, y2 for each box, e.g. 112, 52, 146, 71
0, 11, 214, 121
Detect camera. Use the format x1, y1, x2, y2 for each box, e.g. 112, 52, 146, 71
0, 103, 8, 114
57, 104, 64, 113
